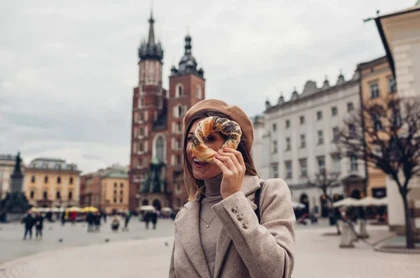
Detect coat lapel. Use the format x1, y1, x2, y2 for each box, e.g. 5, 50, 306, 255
174, 200, 211, 278
213, 175, 261, 277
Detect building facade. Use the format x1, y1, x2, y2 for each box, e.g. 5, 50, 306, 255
80, 165, 129, 214
128, 13, 206, 211
375, 3, 420, 232
23, 158, 80, 208
357, 56, 395, 199
254, 72, 365, 216
0, 154, 25, 199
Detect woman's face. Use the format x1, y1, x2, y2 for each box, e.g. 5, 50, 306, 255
186, 118, 224, 181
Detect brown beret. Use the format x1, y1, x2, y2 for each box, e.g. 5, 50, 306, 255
183, 99, 254, 153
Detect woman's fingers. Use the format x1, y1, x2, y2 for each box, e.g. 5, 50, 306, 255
212, 155, 231, 173
220, 147, 245, 172
214, 153, 237, 173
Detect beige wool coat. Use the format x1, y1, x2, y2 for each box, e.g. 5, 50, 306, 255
169, 175, 295, 278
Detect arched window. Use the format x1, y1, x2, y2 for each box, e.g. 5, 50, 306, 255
57, 176, 61, 184
178, 106, 183, 117
156, 136, 164, 162
44, 176, 48, 184
196, 85, 202, 99
176, 84, 183, 97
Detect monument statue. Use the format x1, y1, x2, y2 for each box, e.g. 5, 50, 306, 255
0, 152, 31, 222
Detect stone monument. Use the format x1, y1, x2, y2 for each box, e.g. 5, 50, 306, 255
0, 152, 31, 222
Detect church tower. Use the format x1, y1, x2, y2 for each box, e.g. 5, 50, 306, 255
129, 12, 167, 211
166, 35, 206, 208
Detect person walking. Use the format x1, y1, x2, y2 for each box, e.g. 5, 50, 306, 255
21, 210, 35, 240
169, 99, 295, 278
34, 212, 44, 239
151, 211, 158, 230
122, 211, 131, 232
144, 211, 151, 230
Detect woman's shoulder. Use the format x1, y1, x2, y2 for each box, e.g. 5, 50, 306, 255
259, 178, 291, 198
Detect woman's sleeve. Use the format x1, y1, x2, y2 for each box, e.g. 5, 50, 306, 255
212, 178, 295, 278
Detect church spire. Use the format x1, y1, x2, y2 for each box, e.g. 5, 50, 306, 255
148, 11, 155, 45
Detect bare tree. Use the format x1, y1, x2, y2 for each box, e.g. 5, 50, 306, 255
308, 171, 341, 234
338, 96, 420, 249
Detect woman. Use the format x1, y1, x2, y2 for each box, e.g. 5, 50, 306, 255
170, 99, 295, 278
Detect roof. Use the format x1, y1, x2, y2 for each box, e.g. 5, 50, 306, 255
0, 154, 16, 161
28, 157, 78, 171
357, 56, 388, 70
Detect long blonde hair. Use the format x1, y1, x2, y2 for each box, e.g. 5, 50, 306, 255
183, 110, 258, 201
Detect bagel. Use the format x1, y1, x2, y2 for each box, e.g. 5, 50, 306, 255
191, 116, 242, 162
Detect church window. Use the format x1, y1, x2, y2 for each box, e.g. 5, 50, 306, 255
176, 84, 183, 97
139, 141, 144, 152
178, 106, 183, 117
31, 176, 35, 183
196, 85, 202, 99
156, 136, 165, 162
57, 176, 61, 184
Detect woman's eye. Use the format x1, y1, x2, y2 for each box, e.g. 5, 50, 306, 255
205, 135, 215, 142
187, 136, 193, 141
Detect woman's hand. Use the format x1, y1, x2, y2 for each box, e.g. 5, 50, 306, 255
212, 147, 246, 199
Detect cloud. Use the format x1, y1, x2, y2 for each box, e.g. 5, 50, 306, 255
0, 0, 414, 173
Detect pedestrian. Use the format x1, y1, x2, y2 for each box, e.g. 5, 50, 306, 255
144, 211, 151, 230
86, 212, 94, 232
34, 212, 44, 239
94, 211, 101, 232
151, 211, 158, 230
21, 210, 35, 240
169, 99, 295, 278
122, 211, 131, 232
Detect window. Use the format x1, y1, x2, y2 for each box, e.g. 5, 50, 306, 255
69, 177, 73, 185
332, 127, 339, 142
31, 176, 35, 183
316, 111, 322, 120
68, 191, 73, 200
56, 191, 61, 199
350, 155, 358, 171
114, 189, 117, 194
120, 190, 123, 195
370, 83, 379, 99
271, 163, 279, 178
272, 123, 277, 132
285, 119, 290, 128
349, 124, 356, 138
196, 85, 202, 99
317, 130, 324, 145
139, 97, 144, 107
120, 198, 123, 204
114, 198, 117, 204
372, 114, 382, 131
300, 134, 306, 148
114, 183, 117, 188
272, 140, 278, 153
317, 156, 325, 174
139, 111, 144, 121
347, 102, 354, 112
332, 155, 341, 173
285, 137, 291, 151
120, 183, 123, 188
44, 176, 48, 184
156, 136, 164, 161
30, 190, 35, 199
43, 191, 48, 200
57, 176, 61, 184
177, 155, 182, 165
177, 122, 182, 132
299, 116, 305, 124
393, 110, 402, 128
388, 76, 396, 93
285, 161, 292, 179
178, 106, 183, 117
299, 159, 307, 177
331, 106, 338, 116
176, 84, 183, 97
139, 141, 144, 152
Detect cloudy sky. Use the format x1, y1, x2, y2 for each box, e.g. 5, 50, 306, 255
0, 0, 414, 173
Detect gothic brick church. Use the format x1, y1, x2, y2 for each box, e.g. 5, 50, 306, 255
129, 13, 206, 211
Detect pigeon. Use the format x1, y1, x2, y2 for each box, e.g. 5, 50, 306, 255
105, 238, 110, 242
164, 242, 169, 247
58, 238, 63, 243
49, 227, 53, 230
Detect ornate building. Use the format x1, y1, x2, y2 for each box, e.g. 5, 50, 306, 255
129, 13, 205, 211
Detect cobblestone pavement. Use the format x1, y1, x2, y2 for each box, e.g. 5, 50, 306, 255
0, 220, 419, 277
0, 218, 174, 264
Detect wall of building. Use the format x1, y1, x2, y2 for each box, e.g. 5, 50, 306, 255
100, 177, 129, 214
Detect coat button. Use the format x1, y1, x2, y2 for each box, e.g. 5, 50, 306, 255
242, 223, 249, 229
231, 207, 238, 213
237, 214, 243, 221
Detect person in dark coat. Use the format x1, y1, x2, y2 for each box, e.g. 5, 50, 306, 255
34, 212, 44, 239
144, 211, 151, 230
86, 212, 94, 232
150, 211, 158, 230
21, 210, 35, 240
122, 211, 131, 232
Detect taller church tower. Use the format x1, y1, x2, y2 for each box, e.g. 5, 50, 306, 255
129, 14, 205, 211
